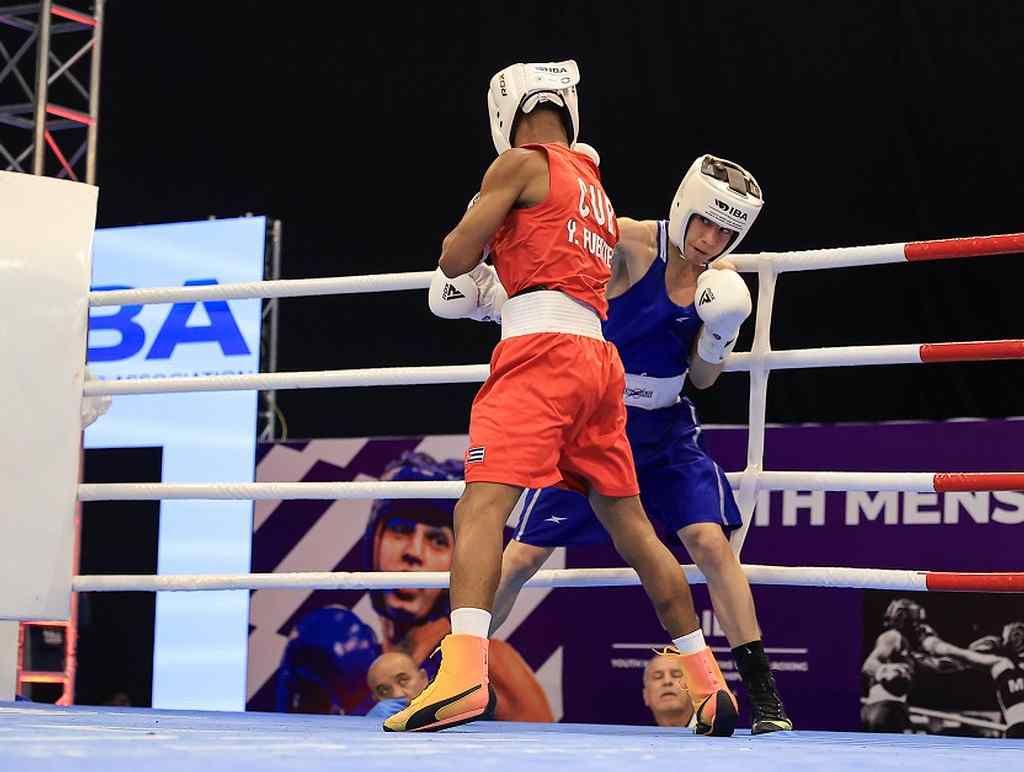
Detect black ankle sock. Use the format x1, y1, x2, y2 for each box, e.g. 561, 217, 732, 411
732, 639, 770, 679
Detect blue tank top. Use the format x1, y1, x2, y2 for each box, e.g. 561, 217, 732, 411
603, 220, 703, 379
603, 221, 704, 439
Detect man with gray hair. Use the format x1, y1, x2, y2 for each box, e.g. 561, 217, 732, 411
643, 648, 696, 729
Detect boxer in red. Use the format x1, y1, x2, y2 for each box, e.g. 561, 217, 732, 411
385, 60, 736, 735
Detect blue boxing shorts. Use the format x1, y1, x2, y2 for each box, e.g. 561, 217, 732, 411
512, 400, 741, 546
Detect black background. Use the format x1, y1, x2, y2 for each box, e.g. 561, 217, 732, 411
75, 448, 160, 707
91, 0, 1024, 439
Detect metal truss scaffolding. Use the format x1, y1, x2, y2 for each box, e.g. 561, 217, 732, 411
2, 1, 104, 705
0, 1, 104, 184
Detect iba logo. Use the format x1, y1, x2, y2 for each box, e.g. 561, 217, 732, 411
714, 199, 748, 220
88, 278, 251, 362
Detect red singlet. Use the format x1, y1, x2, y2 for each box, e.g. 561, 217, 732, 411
491, 143, 617, 317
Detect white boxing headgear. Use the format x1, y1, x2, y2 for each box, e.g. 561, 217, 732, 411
487, 60, 580, 154
668, 154, 764, 259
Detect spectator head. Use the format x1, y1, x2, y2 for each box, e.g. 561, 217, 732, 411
642, 649, 693, 727
367, 651, 429, 703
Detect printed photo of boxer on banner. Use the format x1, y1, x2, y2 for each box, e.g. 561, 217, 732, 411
861, 591, 1024, 738
246, 437, 554, 721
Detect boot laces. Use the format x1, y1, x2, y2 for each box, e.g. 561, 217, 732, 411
747, 671, 787, 721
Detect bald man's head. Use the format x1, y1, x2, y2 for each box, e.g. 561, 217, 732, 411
367, 651, 429, 703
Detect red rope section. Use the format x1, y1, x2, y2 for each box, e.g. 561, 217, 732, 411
920, 340, 1024, 362
904, 233, 1024, 261
925, 572, 1024, 592
933, 472, 1024, 492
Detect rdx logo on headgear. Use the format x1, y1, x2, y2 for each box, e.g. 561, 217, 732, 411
87, 279, 251, 362
715, 199, 748, 220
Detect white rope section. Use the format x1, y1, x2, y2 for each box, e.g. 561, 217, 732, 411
725, 344, 922, 372
77, 471, 1024, 501
82, 364, 490, 396
88, 270, 433, 307
730, 243, 905, 273
757, 471, 936, 492
906, 705, 1007, 733
78, 480, 468, 501
72, 563, 934, 593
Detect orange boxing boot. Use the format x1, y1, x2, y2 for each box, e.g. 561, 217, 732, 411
383, 634, 496, 732
680, 647, 738, 737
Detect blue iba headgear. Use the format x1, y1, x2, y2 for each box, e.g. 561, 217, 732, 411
275, 605, 381, 715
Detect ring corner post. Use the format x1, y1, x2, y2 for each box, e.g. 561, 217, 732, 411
0, 172, 98, 631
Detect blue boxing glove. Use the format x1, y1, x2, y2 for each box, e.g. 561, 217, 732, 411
275, 605, 381, 716
366, 698, 408, 719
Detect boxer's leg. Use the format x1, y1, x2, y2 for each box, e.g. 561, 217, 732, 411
491, 540, 553, 634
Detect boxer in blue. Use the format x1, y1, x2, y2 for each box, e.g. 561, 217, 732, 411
431, 153, 791, 734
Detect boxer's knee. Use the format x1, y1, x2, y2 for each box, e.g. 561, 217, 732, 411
503, 540, 552, 582
680, 523, 735, 577
455, 482, 523, 533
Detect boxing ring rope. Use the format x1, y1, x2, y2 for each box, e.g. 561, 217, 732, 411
907, 705, 1008, 733
87, 270, 436, 306
85, 232, 1024, 306
71, 565, 1024, 594
77, 471, 1024, 501
72, 230, 1024, 597
727, 233, 1024, 273
80, 340, 1024, 396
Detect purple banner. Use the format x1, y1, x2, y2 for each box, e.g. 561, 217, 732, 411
247, 419, 1024, 734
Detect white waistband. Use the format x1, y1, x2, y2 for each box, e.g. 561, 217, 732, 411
500, 291, 604, 341
623, 372, 685, 410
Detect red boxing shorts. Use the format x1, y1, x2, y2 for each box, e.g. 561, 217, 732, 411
464, 333, 639, 498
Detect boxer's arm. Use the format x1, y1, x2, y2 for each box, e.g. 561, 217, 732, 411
427, 262, 507, 322
862, 630, 900, 678
688, 340, 726, 389
610, 218, 658, 289
928, 639, 1002, 669
439, 149, 540, 278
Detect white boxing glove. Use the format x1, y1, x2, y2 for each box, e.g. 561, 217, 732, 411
694, 268, 752, 363
428, 262, 508, 323
81, 366, 112, 429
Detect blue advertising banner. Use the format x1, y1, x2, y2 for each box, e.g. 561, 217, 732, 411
247, 419, 1024, 734
85, 217, 265, 710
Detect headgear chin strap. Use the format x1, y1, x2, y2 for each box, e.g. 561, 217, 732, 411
487, 60, 580, 154
668, 154, 764, 259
